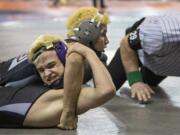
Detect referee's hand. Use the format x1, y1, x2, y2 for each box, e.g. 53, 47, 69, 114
131, 82, 155, 102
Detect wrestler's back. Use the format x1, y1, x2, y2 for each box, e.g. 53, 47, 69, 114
23, 89, 64, 127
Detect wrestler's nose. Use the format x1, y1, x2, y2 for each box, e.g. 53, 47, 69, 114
105, 35, 109, 45
44, 69, 51, 77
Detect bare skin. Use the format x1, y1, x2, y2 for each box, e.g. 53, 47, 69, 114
58, 46, 84, 130
23, 44, 115, 128
57, 24, 109, 130
120, 35, 154, 102
33, 24, 109, 130
94, 25, 109, 52
34, 51, 64, 86
33, 44, 84, 130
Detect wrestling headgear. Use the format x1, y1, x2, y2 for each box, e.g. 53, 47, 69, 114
66, 7, 109, 47
28, 34, 67, 65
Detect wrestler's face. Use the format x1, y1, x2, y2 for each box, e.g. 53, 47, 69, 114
94, 25, 109, 52
34, 50, 64, 86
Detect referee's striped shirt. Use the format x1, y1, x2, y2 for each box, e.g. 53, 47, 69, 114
137, 14, 180, 76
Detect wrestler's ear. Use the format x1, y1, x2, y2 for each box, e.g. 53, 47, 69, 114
32, 64, 40, 78
32, 65, 46, 85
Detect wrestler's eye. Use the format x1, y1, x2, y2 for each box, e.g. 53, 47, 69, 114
46, 62, 56, 69
38, 68, 44, 73
101, 31, 106, 37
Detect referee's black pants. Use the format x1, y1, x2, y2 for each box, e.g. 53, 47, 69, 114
107, 48, 166, 90
92, 0, 106, 8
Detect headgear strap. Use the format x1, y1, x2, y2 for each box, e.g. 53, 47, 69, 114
32, 41, 67, 66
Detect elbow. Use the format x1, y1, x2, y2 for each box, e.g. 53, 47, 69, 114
107, 85, 116, 99
98, 85, 116, 101
67, 52, 84, 65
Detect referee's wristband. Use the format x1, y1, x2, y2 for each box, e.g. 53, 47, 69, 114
127, 71, 143, 86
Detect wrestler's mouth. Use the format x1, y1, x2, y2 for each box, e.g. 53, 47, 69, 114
51, 79, 60, 85
48, 77, 62, 89
47, 75, 59, 84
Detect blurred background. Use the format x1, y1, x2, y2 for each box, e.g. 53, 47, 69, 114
0, 0, 180, 61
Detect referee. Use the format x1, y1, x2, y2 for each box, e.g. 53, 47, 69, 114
108, 14, 180, 102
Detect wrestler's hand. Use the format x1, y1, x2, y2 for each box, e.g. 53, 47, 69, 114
131, 82, 155, 102
57, 111, 78, 130
67, 43, 94, 58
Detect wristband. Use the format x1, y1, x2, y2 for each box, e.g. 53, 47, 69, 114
127, 71, 143, 86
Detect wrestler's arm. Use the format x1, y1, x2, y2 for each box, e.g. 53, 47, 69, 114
59, 49, 84, 130
24, 46, 115, 128
66, 45, 116, 114
23, 52, 115, 128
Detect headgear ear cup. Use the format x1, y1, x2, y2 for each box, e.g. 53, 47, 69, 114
54, 42, 68, 66
74, 20, 101, 47
48, 41, 67, 89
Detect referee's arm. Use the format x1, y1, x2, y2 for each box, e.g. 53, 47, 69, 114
120, 35, 139, 73
120, 35, 154, 102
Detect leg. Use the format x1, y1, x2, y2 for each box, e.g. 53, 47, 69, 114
100, 0, 106, 8
92, 0, 97, 7
53, 0, 59, 6
107, 48, 126, 90
0, 54, 36, 87
141, 66, 166, 86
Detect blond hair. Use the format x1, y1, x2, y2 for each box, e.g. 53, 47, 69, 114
28, 34, 64, 62
66, 7, 110, 38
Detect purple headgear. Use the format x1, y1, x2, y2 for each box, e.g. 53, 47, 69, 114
31, 41, 67, 66
54, 42, 68, 65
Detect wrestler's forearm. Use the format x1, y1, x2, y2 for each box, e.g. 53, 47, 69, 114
71, 51, 115, 114
58, 52, 84, 129
63, 53, 84, 113
86, 50, 115, 94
